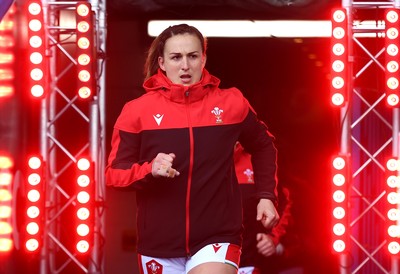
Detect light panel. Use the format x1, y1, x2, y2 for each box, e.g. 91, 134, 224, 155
75, 157, 94, 254
331, 154, 350, 253
385, 157, 400, 255
0, 4, 15, 98
26, 0, 46, 98
0, 153, 13, 253
385, 9, 400, 107
148, 20, 332, 38
24, 155, 45, 252
76, 2, 95, 100
330, 8, 348, 107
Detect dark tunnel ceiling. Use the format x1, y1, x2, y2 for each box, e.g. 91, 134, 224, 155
107, 0, 342, 20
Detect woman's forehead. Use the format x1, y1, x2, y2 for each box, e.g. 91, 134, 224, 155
164, 34, 202, 53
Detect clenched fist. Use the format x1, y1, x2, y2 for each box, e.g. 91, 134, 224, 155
151, 153, 180, 178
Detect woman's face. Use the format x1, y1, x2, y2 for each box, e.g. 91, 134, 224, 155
158, 33, 206, 86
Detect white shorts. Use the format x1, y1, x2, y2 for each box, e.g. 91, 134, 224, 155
238, 266, 260, 274
138, 243, 241, 274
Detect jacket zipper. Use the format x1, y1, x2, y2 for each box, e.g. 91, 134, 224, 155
185, 88, 194, 257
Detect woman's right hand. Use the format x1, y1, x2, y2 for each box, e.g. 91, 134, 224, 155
151, 153, 180, 178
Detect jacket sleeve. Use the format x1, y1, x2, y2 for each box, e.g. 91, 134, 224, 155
105, 127, 153, 188
269, 187, 293, 245
239, 110, 278, 204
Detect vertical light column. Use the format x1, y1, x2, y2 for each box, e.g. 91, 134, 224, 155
0, 154, 13, 252
26, 0, 46, 98
76, 2, 95, 100
75, 157, 94, 254
385, 9, 400, 107
330, 8, 348, 107
385, 158, 400, 255
331, 155, 349, 253
0, 5, 15, 98
24, 155, 45, 252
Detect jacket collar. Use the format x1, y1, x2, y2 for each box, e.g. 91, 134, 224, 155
143, 68, 221, 103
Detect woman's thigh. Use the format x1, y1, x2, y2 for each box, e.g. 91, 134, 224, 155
138, 255, 185, 274
186, 243, 241, 274
188, 262, 237, 274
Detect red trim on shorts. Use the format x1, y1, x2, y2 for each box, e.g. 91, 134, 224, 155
225, 244, 241, 267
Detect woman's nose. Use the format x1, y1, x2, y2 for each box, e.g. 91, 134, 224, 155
181, 57, 189, 70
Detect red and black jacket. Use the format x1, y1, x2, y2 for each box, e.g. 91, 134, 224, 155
105, 69, 278, 258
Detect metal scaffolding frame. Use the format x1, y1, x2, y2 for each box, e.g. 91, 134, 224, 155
340, 0, 400, 273
34, 0, 400, 273
38, 0, 106, 273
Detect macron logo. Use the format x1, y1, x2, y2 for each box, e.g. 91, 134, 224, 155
212, 243, 222, 253
153, 114, 164, 126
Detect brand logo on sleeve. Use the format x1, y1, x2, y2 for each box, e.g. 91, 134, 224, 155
153, 114, 164, 126
211, 107, 223, 124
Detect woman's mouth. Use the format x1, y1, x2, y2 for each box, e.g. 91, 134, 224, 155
180, 74, 191, 84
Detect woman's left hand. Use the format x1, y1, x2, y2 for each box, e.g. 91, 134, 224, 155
256, 198, 280, 229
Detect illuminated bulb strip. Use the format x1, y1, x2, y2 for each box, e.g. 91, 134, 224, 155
385, 9, 400, 107
331, 154, 349, 253
26, 0, 46, 98
385, 157, 400, 255
76, 2, 95, 100
330, 8, 348, 107
24, 155, 45, 252
0, 4, 15, 98
75, 157, 94, 254
0, 154, 13, 252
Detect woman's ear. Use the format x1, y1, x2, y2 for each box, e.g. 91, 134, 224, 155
202, 54, 207, 68
158, 56, 165, 71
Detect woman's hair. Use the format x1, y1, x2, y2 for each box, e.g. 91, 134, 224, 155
143, 24, 207, 80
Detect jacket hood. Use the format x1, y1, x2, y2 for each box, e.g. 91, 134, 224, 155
143, 68, 221, 103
